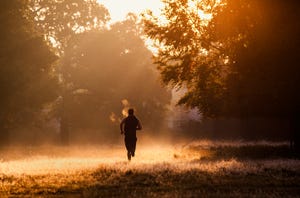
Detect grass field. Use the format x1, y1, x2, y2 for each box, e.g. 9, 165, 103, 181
0, 140, 299, 197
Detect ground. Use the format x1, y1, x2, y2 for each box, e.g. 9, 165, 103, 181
0, 140, 299, 197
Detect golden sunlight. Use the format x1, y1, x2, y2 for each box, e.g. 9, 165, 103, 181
98, 0, 163, 23
98, 0, 214, 23
0, 144, 239, 175
187, 0, 212, 21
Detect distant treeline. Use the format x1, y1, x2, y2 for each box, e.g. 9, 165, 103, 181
0, 0, 171, 146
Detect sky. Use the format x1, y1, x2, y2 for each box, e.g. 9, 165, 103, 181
97, 0, 164, 23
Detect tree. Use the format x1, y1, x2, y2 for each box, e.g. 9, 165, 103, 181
142, 0, 227, 118
30, 0, 110, 144
61, 15, 171, 142
205, 0, 300, 118
30, 0, 110, 55
143, 0, 300, 149
0, 0, 59, 145
210, 0, 300, 151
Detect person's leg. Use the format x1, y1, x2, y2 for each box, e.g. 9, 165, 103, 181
131, 137, 137, 157
127, 151, 131, 160
125, 136, 131, 160
126, 136, 136, 157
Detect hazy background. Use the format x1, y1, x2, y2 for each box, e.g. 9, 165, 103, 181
0, 0, 299, 147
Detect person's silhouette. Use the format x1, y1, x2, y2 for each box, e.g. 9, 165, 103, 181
120, 108, 142, 161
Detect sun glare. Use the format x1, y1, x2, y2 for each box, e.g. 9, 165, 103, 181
187, 0, 213, 21
98, 0, 163, 23
98, 0, 213, 24
96, 0, 215, 54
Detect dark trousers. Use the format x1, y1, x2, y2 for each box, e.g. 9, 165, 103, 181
125, 134, 137, 154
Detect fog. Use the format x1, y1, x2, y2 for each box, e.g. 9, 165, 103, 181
1, 0, 296, 149
0, 140, 296, 176
1, 7, 173, 146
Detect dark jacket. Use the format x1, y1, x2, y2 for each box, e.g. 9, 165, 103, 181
120, 115, 142, 135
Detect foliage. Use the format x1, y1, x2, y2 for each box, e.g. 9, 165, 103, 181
29, 1, 171, 142
29, 0, 110, 55
142, 0, 226, 118
143, 0, 300, 119
62, 16, 171, 135
210, 0, 300, 118
29, 0, 111, 144
0, 0, 59, 136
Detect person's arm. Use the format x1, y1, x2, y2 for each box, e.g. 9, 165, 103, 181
136, 120, 142, 130
120, 119, 125, 134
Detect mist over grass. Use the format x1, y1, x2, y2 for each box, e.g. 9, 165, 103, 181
0, 139, 299, 197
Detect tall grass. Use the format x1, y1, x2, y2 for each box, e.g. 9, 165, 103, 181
0, 141, 299, 197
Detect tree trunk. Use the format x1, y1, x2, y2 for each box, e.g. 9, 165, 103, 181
60, 97, 69, 145
60, 116, 69, 145
0, 123, 10, 147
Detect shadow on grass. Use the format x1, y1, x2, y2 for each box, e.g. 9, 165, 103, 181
187, 144, 296, 161
83, 168, 300, 197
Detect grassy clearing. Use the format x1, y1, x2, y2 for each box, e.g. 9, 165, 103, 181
0, 141, 299, 197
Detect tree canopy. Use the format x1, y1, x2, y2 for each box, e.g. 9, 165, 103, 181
143, 0, 300, 119
30, 0, 110, 55
61, 16, 171, 138
143, 0, 228, 118
0, 0, 59, 143
30, 1, 171, 142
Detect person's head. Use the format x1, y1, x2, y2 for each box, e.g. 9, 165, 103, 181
128, 108, 134, 115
